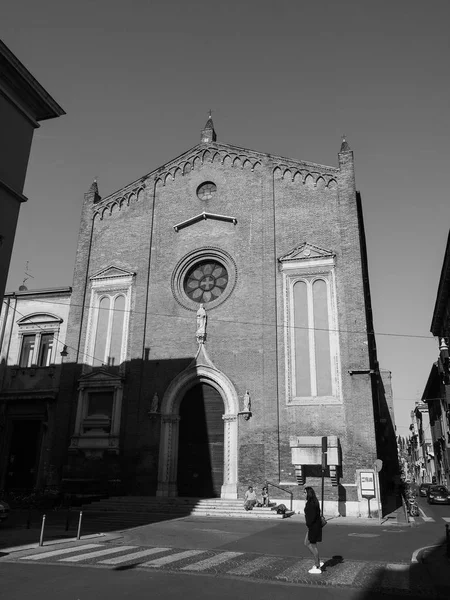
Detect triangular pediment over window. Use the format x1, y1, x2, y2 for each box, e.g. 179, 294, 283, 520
279, 242, 335, 263
90, 266, 136, 281
79, 369, 123, 386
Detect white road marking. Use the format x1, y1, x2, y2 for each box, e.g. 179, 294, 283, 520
142, 549, 205, 567
418, 506, 434, 521
276, 560, 316, 581
442, 517, 450, 522
59, 546, 136, 562
181, 551, 243, 571
227, 555, 279, 575
20, 544, 101, 560
380, 563, 410, 590
99, 547, 171, 565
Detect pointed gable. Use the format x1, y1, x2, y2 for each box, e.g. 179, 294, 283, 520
90, 266, 136, 281
279, 242, 335, 264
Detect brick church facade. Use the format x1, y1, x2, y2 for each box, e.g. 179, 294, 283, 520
1, 117, 398, 516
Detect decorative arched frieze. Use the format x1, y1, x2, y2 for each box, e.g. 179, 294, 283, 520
304, 173, 314, 187
273, 166, 282, 179
157, 346, 239, 499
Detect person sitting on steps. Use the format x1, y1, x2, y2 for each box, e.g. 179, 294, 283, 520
244, 486, 258, 510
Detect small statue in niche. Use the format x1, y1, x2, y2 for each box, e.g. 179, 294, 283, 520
150, 392, 159, 414
243, 390, 251, 413
196, 303, 207, 343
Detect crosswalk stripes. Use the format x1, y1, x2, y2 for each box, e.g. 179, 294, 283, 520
180, 551, 243, 571
59, 545, 136, 563
3, 542, 437, 595
227, 555, 281, 576
20, 543, 100, 561
99, 547, 171, 565
142, 549, 206, 567
443, 517, 450, 522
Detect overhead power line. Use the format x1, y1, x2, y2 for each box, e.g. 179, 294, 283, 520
2, 298, 438, 342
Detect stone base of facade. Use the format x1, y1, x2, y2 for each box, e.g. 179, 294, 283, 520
287, 498, 381, 518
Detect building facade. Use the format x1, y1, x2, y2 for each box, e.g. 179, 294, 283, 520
0, 40, 64, 315
1, 118, 397, 516
0, 287, 71, 492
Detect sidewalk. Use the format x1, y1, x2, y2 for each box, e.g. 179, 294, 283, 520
0, 503, 410, 553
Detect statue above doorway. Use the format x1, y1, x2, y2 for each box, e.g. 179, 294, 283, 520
196, 303, 207, 344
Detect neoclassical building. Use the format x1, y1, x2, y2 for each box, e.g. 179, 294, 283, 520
2, 117, 398, 516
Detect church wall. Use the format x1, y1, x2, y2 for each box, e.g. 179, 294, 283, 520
55, 137, 383, 514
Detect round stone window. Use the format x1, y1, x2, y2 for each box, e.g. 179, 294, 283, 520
184, 261, 228, 304
172, 248, 237, 311
197, 181, 217, 201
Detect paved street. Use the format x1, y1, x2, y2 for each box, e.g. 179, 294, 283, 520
1, 512, 449, 598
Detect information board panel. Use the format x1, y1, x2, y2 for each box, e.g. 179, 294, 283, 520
360, 471, 376, 499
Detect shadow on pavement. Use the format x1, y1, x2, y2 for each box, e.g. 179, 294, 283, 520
354, 534, 450, 599
0, 507, 192, 551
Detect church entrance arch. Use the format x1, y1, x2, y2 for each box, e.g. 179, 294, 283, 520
177, 383, 223, 497
157, 357, 238, 499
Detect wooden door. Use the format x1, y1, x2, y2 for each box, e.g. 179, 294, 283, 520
177, 383, 224, 497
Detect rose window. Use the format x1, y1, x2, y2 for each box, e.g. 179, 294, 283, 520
184, 261, 228, 303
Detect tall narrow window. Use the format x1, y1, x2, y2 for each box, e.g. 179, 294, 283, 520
86, 266, 134, 369
19, 335, 35, 367
93, 297, 110, 366
293, 281, 311, 396
292, 278, 333, 399
313, 279, 332, 396
109, 295, 125, 365
93, 294, 126, 366
280, 243, 341, 405
38, 333, 54, 367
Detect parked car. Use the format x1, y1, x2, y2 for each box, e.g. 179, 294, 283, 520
419, 482, 432, 497
427, 485, 450, 505
0, 499, 10, 522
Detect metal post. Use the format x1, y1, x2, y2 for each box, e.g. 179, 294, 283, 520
39, 514, 46, 547
76, 511, 83, 540
446, 524, 449, 557
321, 436, 327, 515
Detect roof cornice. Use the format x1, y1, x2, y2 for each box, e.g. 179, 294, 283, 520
97, 141, 339, 206
431, 230, 450, 335
0, 40, 65, 121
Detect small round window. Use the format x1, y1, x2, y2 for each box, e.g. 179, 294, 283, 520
184, 261, 228, 303
197, 181, 217, 200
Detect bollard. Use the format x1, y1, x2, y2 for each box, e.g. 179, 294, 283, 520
39, 514, 46, 547
76, 511, 83, 540
446, 524, 450, 557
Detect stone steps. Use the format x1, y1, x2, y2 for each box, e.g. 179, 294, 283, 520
81, 497, 294, 520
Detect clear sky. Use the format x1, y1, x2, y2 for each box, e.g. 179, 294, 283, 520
2, 0, 449, 438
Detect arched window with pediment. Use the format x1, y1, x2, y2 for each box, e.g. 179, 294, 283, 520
16, 313, 63, 367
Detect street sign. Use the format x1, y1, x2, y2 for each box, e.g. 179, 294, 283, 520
360, 471, 376, 499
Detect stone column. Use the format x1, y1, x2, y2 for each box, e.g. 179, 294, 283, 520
157, 414, 180, 497
221, 414, 238, 498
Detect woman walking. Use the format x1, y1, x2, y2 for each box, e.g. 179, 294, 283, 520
303, 486, 324, 574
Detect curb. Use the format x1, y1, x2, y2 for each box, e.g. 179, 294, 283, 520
0, 532, 122, 554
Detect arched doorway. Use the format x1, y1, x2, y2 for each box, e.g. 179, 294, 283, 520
177, 383, 224, 497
